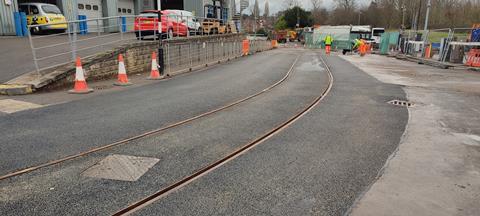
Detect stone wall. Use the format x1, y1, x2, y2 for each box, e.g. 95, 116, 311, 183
42, 41, 159, 91
40, 34, 249, 91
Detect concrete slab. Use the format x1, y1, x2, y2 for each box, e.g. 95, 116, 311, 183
82, 154, 159, 182
341, 54, 480, 216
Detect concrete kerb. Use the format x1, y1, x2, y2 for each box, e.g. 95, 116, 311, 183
0, 84, 33, 95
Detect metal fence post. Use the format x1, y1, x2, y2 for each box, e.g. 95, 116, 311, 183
119, 17, 124, 41
72, 22, 78, 61
153, 20, 157, 40
189, 42, 192, 68
96, 19, 101, 36
167, 43, 171, 75
27, 26, 41, 76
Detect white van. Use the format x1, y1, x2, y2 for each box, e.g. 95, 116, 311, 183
371, 28, 385, 44
164, 10, 201, 35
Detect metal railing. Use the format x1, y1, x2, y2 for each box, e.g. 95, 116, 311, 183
161, 38, 272, 75
26, 14, 241, 75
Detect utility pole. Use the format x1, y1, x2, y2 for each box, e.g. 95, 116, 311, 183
296, 7, 300, 28
401, 4, 406, 30
423, 0, 431, 31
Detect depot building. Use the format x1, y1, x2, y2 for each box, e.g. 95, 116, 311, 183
0, 0, 234, 35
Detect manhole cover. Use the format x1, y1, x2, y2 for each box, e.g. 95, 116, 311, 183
82, 154, 160, 181
388, 99, 414, 108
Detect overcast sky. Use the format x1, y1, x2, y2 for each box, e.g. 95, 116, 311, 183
241, 0, 371, 14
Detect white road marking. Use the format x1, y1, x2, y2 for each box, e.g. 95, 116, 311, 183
0, 99, 43, 114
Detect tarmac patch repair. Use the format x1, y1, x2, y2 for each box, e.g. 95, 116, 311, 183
0, 99, 43, 113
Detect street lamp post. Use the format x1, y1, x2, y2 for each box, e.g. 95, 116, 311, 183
423, 0, 431, 31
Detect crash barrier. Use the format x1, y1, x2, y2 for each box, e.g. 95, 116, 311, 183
466, 49, 480, 67
25, 14, 241, 76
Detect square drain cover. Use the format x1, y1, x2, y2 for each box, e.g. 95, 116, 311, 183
83, 154, 160, 182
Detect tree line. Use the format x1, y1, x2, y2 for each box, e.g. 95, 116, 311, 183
274, 0, 480, 30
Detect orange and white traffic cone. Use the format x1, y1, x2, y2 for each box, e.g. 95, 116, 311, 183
69, 57, 93, 94
148, 52, 162, 80
114, 54, 132, 86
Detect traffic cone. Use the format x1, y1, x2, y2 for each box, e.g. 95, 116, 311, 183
68, 57, 93, 94
148, 52, 162, 80
114, 54, 132, 86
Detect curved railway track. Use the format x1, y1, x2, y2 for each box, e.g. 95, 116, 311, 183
0, 54, 300, 181
112, 53, 334, 216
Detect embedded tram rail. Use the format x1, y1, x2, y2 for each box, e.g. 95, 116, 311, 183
112, 53, 334, 215
0, 54, 300, 181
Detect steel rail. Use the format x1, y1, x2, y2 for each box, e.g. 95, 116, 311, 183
112, 53, 334, 216
0, 54, 300, 181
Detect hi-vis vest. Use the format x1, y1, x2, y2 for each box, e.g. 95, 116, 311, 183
325, 35, 333, 45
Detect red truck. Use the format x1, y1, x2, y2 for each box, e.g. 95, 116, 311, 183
273, 30, 288, 43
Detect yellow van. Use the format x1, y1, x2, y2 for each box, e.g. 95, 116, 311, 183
18, 3, 68, 34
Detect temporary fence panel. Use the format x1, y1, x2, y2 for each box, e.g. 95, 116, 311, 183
25, 13, 243, 75
310, 26, 352, 50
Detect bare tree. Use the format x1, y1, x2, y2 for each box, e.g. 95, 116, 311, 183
334, 0, 356, 11
253, 0, 260, 19
311, 0, 322, 9
310, 0, 323, 24
283, 0, 301, 9
264, 0, 270, 18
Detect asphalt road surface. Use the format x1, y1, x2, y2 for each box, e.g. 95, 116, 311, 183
0, 48, 408, 215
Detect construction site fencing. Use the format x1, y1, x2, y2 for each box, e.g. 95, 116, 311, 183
162, 38, 242, 74
162, 38, 274, 75
400, 27, 480, 65
26, 13, 241, 75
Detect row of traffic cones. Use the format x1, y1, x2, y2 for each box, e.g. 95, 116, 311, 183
69, 52, 162, 94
